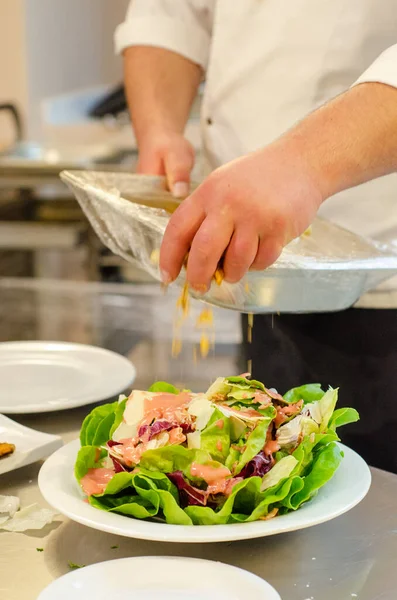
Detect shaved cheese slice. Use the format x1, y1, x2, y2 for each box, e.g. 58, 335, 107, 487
0, 497, 57, 532
188, 397, 215, 431
112, 421, 138, 443
123, 390, 148, 426
0, 495, 20, 519
187, 431, 201, 449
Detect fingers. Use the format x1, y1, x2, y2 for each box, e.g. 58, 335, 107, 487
136, 135, 194, 198
186, 216, 234, 291
136, 152, 165, 176
250, 236, 284, 271
159, 195, 205, 284
222, 228, 260, 283
164, 143, 195, 198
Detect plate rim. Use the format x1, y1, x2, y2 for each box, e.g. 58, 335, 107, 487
0, 341, 136, 414
38, 439, 372, 544
37, 555, 281, 600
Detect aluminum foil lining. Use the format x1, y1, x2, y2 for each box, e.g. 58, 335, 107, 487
61, 170, 397, 314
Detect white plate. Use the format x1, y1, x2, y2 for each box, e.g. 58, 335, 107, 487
0, 342, 136, 414
0, 414, 62, 475
38, 439, 371, 543
37, 556, 281, 600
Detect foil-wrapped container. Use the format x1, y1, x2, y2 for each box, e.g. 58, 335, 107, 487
61, 170, 397, 313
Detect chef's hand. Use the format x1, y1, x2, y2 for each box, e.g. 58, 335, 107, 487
159, 141, 324, 289
159, 83, 397, 289
136, 131, 195, 198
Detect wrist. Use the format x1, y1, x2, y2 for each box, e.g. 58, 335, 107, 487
277, 129, 340, 205
266, 136, 327, 210
135, 125, 185, 148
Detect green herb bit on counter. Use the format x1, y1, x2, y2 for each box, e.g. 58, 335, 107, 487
68, 561, 85, 570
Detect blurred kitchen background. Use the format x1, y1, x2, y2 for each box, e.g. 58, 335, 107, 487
0, 0, 203, 284
0, 0, 239, 388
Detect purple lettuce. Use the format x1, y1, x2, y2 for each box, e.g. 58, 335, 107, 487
239, 451, 273, 479
138, 420, 174, 440
167, 471, 207, 507
180, 422, 194, 434
106, 441, 131, 473
108, 440, 121, 448
110, 455, 130, 473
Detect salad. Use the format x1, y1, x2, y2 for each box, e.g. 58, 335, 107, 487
75, 376, 359, 526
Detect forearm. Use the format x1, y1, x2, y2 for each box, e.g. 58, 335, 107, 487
123, 46, 202, 143
278, 82, 397, 201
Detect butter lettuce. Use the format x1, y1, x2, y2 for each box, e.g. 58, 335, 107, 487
139, 445, 212, 477
83, 445, 341, 525
234, 411, 275, 474
199, 408, 231, 462
260, 455, 298, 491
75, 445, 106, 481
148, 382, 180, 394
304, 387, 339, 431
328, 407, 360, 431
283, 383, 325, 405
80, 402, 118, 447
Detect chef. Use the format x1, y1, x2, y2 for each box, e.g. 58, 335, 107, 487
115, 1, 397, 472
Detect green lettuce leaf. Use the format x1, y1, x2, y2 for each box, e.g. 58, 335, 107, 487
303, 388, 339, 432
75, 445, 106, 481
226, 376, 265, 391
205, 377, 233, 399
328, 407, 360, 431
80, 401, 118, 447
91, 412, 117, 447
283, 383, 325, 405
260, 455, 298, 490
287, 442, 343, 508
139, 445, 211, 477
225, 440, 244, 471
206, 376, 265, 402
109, 396, 128, 439
89, 468, 192, 525
90, 493, 157, 519
76, 443, 344, 526
148, 382, 180, 394
184, 469, 302, 525
290, 429, 339, 477
199, 408, 231, 462
226, 389, 256, 402
234, 414, 274, 474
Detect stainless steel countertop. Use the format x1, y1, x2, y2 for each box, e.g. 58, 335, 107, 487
0, 278, 396, 600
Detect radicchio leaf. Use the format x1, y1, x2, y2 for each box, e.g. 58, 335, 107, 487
167, 471, 208, 507
180, 422, 194, 434
239, 451, 273, 479
107, 440, 121, 448
110, 456, 130, 473
138, 420, 173, 440
106, 441, 131, 473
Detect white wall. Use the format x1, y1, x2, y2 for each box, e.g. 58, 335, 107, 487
0, 0, 28, 146
0, 0, 130, 141
24, 0, 129, 138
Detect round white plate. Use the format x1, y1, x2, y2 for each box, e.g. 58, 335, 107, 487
0, 342, 136, 414
37, 556, 280, 600
39, 439, 371, 543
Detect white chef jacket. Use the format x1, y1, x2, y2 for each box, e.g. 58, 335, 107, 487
115, 1, 397, 306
